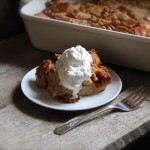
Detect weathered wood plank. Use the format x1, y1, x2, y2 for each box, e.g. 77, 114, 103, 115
0, 33, 150, 149
0, 92, 150, 150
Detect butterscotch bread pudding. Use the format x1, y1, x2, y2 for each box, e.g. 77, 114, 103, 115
35, 0, 150, 37
36, 45, 111, 103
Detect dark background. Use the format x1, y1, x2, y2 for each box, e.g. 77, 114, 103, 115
0, 0, 150, 149
0, 0, 25, 41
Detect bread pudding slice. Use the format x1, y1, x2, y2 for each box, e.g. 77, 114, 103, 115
36, 49, 111, 103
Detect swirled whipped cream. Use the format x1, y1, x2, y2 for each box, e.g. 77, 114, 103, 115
56, 45, 93, 99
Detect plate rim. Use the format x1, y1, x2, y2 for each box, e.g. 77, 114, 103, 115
21, 67, 122, 111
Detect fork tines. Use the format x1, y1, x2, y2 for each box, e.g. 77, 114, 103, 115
123, 86, 149, 108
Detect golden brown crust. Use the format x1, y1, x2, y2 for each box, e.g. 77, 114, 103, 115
36, 49, 111, 103
35, 0, 150, 37
36, 60, 52, 88
79, 49, 111, 96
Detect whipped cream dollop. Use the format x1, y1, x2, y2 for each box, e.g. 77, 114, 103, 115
56, 45, 93, 99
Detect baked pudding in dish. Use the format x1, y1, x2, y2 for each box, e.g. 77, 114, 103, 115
36, 45, 111, 103
35, 0, 150, 37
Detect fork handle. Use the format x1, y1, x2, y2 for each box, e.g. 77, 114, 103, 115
54, 106, 112, 135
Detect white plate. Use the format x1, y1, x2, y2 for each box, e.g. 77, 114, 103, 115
21, 67, 122, 111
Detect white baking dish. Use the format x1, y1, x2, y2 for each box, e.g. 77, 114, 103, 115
20, 0, 150, 72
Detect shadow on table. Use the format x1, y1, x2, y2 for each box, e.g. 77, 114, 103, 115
123, 132, 150, 150
12, 84, 87, 123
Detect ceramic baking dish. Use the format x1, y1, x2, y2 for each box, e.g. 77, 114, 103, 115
20, 0, 150, 72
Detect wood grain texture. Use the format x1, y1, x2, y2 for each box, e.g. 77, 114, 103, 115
0, 34, 150, 149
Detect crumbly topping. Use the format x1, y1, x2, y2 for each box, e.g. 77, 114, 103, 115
35, 0, 150, 37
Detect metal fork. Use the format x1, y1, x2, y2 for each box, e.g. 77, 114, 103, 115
54, 86, 149, 135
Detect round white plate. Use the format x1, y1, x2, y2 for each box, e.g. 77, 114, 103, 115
21, 67, 122, 111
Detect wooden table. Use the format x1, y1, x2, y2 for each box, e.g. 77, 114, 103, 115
0, 34, 150, 149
